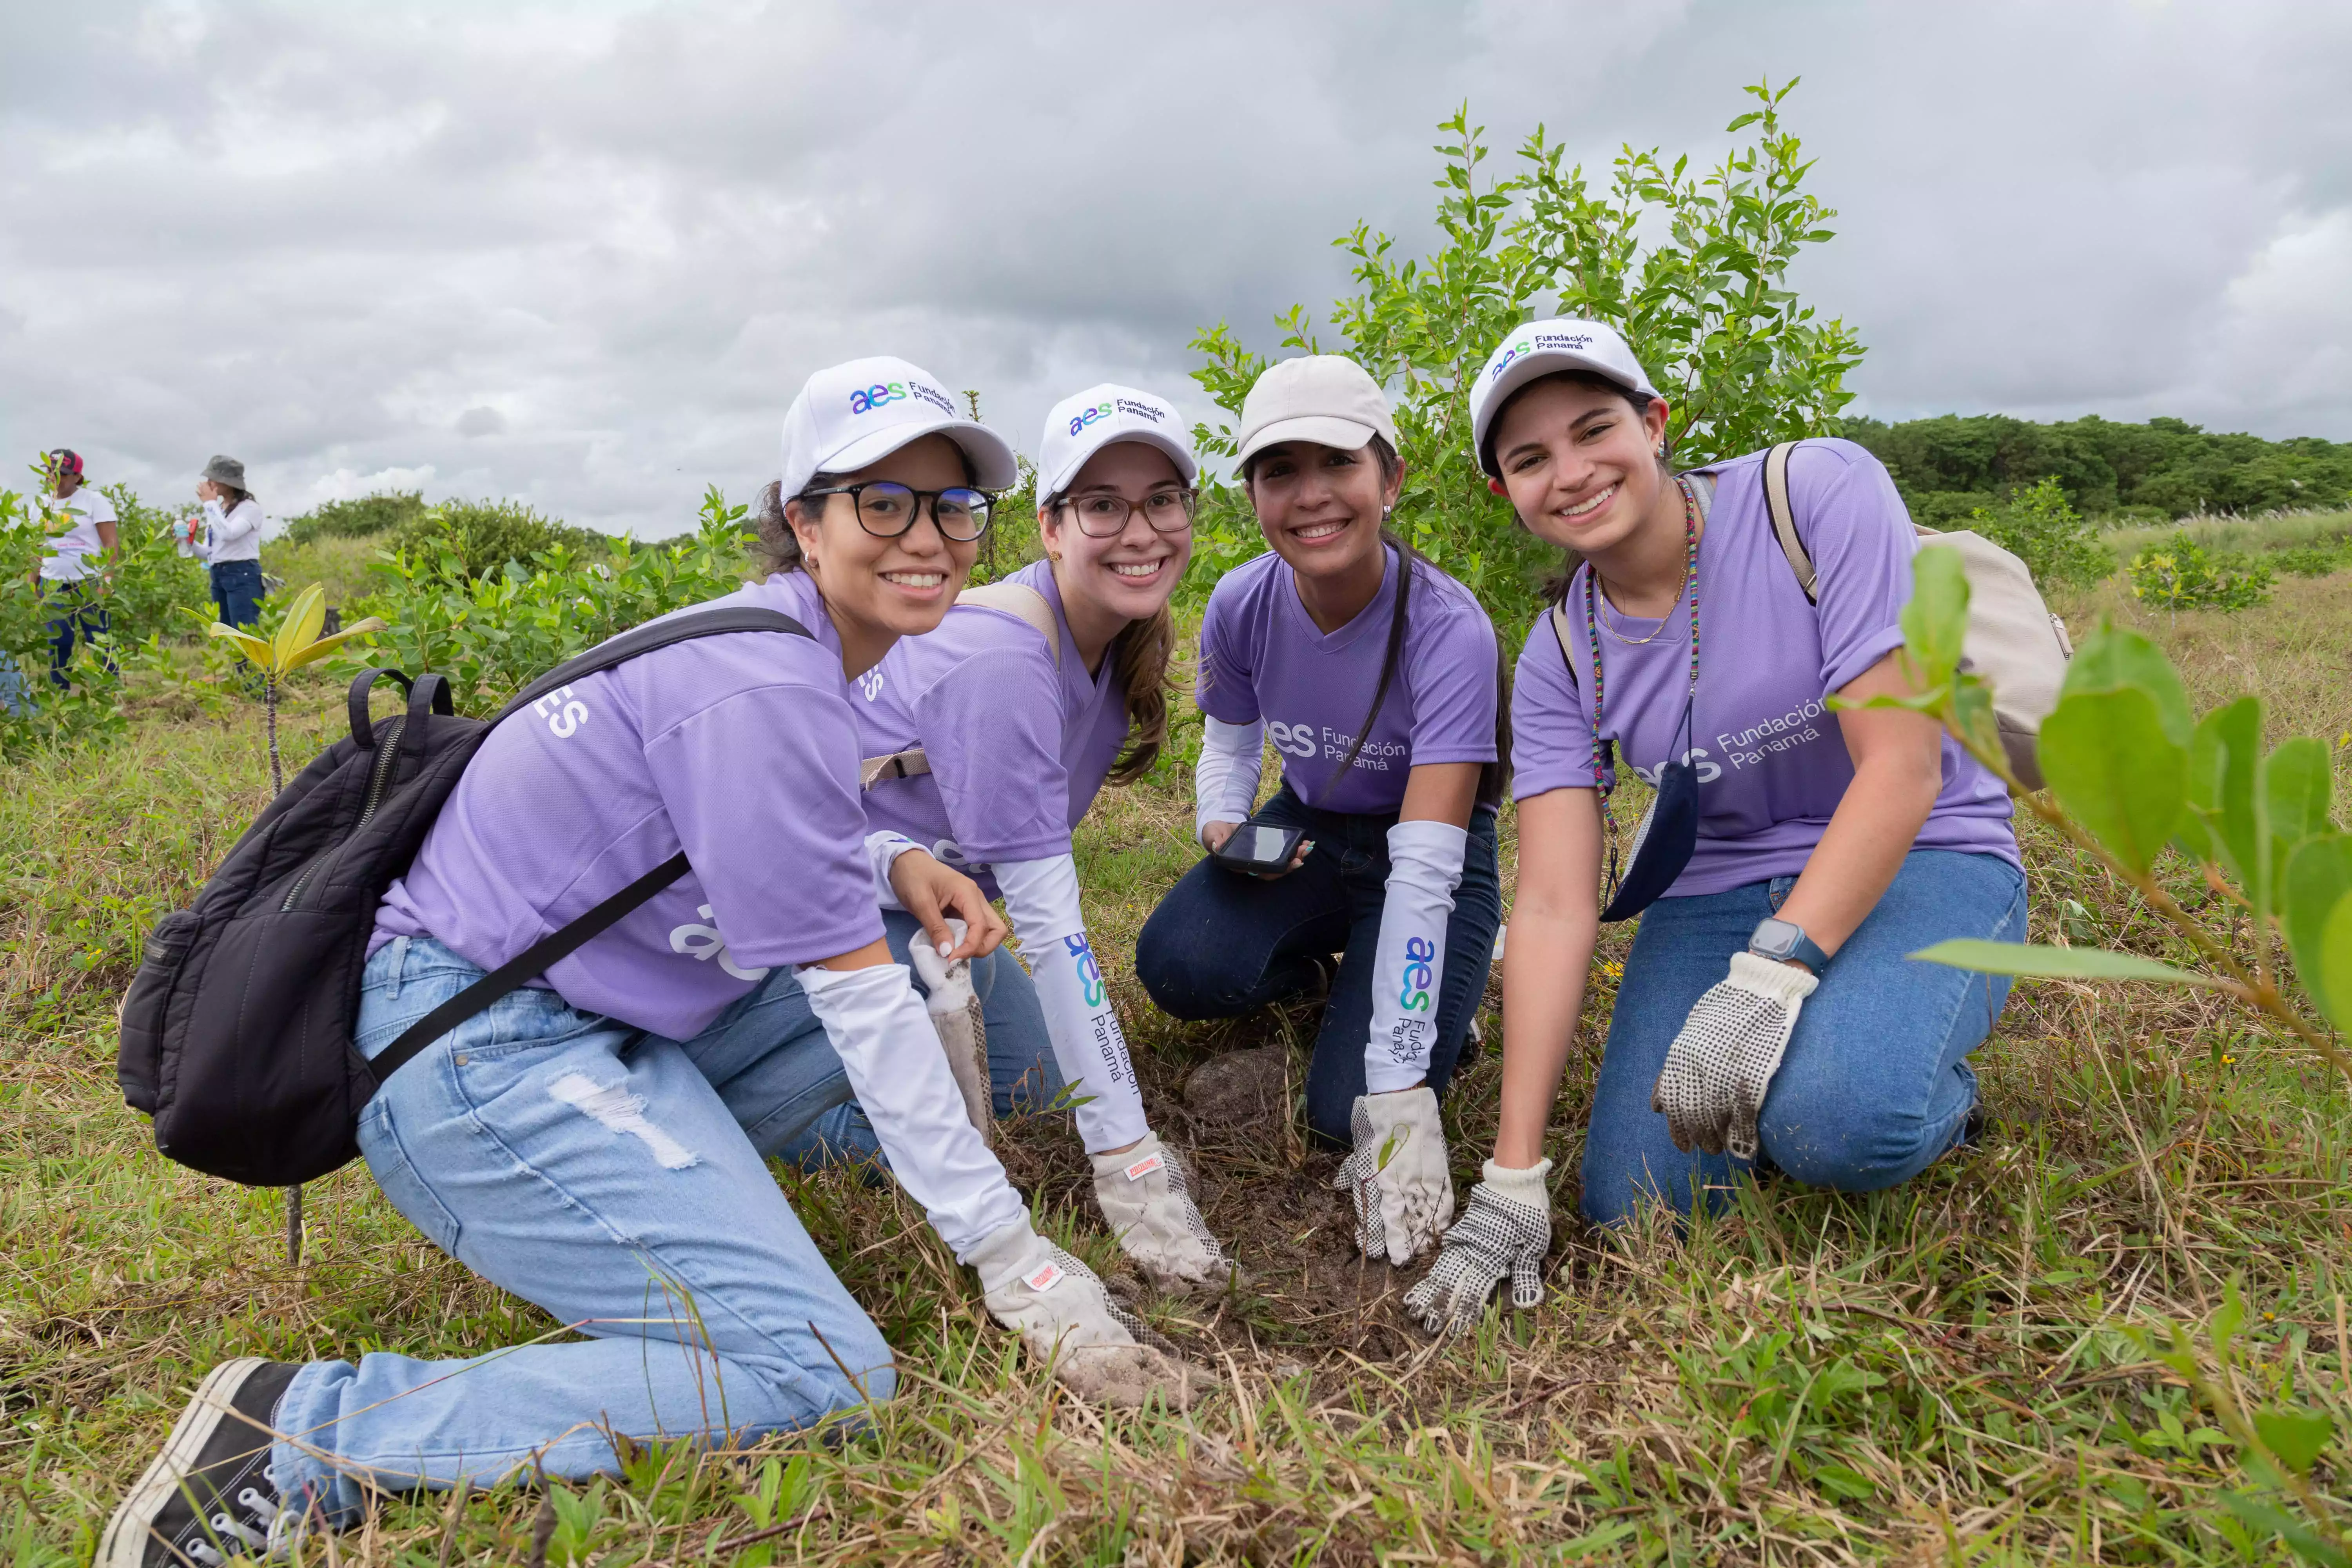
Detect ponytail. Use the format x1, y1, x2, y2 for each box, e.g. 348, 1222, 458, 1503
1104, 602, 1175, 785
753, 479, 805, 576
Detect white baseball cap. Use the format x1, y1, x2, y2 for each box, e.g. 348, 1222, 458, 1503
1037, 383, 1198, 500
1468, 319, 1662, 477
1232, 355, 1398, 467
779, 355, 1019, 502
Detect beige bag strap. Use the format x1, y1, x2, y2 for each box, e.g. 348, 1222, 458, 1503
1762, 441, 1818, 604
859, 579, 1063, 790
955, 580, 1061, 669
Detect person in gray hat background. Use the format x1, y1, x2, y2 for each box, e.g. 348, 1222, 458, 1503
179, 455, 267, 629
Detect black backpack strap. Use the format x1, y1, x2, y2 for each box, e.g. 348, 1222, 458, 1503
366, 852, 690, 1085
368, 604, 813, 1088
495, 606, 810, 724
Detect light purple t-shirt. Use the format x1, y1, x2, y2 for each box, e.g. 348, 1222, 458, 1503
1510, 438, 2018, 896
372, 571, 884, 1041
855, 561, 1129, 899
1197, 543, 1500, 816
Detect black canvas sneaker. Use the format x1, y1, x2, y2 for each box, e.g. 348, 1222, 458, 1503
100, 1358, 307, 1567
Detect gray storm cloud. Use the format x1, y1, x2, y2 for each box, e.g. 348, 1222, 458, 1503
1, 0, 2344, 535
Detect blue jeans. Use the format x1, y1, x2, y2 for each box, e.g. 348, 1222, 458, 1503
273, 935, 890, 1522
211, 557, 264, 629
778, 908, 1063, 1168
44, 579, 113, 688
1580, 848, 2027, 1227
1134, 786, 1503, 1148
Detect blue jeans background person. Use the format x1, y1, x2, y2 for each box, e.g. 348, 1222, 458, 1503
780, 907, 1064, 1169
210, 557, 265, 630
45, 580, 115, 688
1580, 849, 2026, 1226
271, 933, 896, 1522
1136, 786, 1505, 1149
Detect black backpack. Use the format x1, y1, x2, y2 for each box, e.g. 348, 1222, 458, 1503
116, 606, 810, 1188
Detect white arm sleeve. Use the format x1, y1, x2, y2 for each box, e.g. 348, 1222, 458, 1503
793, 961, 1029, 1258
1194, 717, 1265, 847
1363, 819, 1470, 1094
994, 854, 1149, 1153
208, 498, 262, 548
864, 829, 922, 912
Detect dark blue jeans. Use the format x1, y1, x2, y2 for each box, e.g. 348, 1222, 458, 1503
211, 558, 265, 630
1581, 848, 2027, 1227
1135, 785, 1503, 1148
44, 580, 113, 688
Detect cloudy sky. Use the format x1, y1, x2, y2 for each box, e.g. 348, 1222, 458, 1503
2, 0, 2345, 535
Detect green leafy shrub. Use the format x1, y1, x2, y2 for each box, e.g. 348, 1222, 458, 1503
387, 497, 608, 580
2273, 541, 2348, 579
1186, 79, 1862, 627
2128, 532, 2275, 613
281, 490, 427, 546
339, 487, 757, 712
1961, 477, 2113, 587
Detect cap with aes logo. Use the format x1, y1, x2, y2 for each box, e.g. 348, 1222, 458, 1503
780, 355, 1019, 502
1038, 383, 1197, 500
1468, 319, 1662, 477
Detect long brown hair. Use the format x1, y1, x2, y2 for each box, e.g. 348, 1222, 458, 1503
1037, 481, 1176, 786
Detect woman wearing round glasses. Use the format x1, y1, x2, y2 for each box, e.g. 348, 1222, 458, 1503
1401, 321, 2023, 1336
799, 383, 1235, 1290
107, 357, 1200, 1559
1134, 356, 1508, 1272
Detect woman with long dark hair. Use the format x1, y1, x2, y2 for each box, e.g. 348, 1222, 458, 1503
1135, 355, 1506, 1269
1403, 320, 2023, 1335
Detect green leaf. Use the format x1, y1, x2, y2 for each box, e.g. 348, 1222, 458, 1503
2269, 737, 2336, 846
2219, 1492, 2351, 1567
2255, 1409, 2336, 1475
2038, 688, 2187, 877
2201, 698, 2272, 911
1908, 940, 2229, 989
205, 623, 275, 668
2324, 893, 2352, 1040
2286, 835, 2352, 1028
1899, 547, 1969, 690
271, 582, 327, 675
2062, 621, 2195, 746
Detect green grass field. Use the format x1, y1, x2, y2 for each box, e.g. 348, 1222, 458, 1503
6, 566, 2352, 1563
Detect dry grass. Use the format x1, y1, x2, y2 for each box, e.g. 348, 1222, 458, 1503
4, 569, 2352, 1562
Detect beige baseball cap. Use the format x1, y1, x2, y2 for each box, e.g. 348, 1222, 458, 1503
1232, 355, 1397, 466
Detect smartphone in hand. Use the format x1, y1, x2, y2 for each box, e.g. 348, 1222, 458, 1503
1209, 822, 1307, 875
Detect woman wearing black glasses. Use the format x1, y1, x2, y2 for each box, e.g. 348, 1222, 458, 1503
799, 382, 1236, 1291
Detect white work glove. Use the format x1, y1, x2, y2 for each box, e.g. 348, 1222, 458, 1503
1332, 1087, 1454, 1265
907, 919, 991, 1143
1651, 951, 1818, 1160
1089, 1132, 1234, 1292
1402, 1159, 1552, 1336
965, 1220, 1205, 1410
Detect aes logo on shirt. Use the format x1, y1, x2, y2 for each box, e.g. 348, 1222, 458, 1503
1266, 719, 1318, 760
533, 686, 588, 738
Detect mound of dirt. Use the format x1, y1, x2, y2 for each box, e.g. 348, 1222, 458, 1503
1184, 1046, 1293, 1129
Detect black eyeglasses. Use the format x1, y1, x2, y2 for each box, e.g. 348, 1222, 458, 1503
801, 482, 996, 543
1056, 487, 1198, 538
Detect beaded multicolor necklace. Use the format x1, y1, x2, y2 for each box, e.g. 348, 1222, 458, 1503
1582, 472, 1702, 801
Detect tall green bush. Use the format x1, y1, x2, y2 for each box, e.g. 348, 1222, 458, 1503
281, 490, 427, 546
387, 497, 607, 581
1187, 79, 1863, 627
2129, 532, 2274, 614
1962, 477, 2112, 587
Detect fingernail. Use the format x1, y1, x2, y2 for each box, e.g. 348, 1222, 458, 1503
938, 940, 954, 956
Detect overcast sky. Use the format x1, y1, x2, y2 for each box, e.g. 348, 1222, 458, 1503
3, 0, 2345, 535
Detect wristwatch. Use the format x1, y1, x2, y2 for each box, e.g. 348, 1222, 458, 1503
1749, 916, 1831, 974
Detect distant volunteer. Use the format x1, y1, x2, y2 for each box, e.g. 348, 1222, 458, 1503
1403, 320, 2024, 1335
823, 382, 1234, 1289
1134, 356, 1506, 1269
177, 454, 267, 629
35, 448, 120, 687
105, 357, 1197, 1564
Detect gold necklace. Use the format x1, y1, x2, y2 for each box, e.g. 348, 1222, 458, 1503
1596, 477, 1699, 646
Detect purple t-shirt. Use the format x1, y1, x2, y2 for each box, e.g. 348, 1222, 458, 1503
1197, 544, 1499, 816
372, 571, 884, 1041
1510, 438, 2017, 896
855, 561, 1129, 899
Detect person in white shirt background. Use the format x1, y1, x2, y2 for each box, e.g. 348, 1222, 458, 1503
176, 454, 267, 629
33, 448, 121, 689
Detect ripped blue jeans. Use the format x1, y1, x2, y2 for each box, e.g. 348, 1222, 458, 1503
272, 934, 890, 1522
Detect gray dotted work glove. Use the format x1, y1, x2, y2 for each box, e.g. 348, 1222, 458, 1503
1091, 1132, 1234, 1292
966, 1220, 1205, 1410
1651, 951, 1818, 1160
1403, 1159, 1553, 1336
908, 920, 991, 1144
1332, 1087, 1455, 1266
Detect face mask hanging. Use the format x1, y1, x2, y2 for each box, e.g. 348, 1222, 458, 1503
1581, 473, 1705, 923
